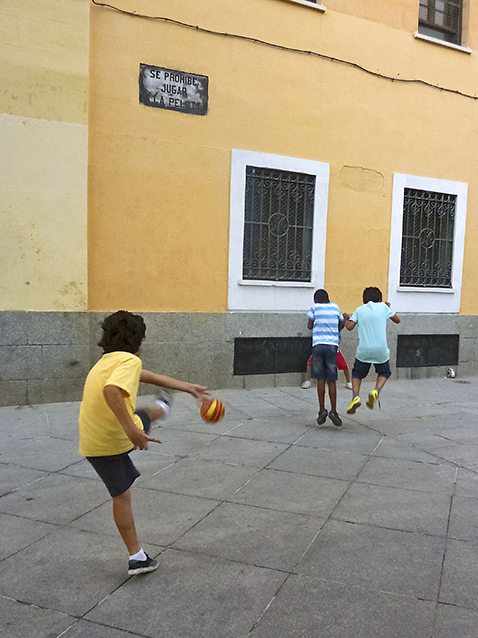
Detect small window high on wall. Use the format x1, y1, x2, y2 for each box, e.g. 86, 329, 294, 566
419, 0, 463, 45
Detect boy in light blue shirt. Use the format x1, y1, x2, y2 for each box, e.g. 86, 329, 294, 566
343, 287, 400, 414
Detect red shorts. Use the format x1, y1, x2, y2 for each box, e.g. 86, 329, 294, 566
308, 351, 348, 371
337, 350, 348, 371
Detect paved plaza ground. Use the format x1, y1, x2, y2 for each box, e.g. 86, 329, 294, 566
1, 376, 478, 637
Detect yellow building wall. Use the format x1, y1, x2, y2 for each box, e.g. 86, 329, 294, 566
0, 0, 89, 311
88, 0, 478, 314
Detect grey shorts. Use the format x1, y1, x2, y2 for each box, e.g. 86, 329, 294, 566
311, 344, 338, 382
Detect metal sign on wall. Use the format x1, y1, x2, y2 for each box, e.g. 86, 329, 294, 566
139, 64, 208, 116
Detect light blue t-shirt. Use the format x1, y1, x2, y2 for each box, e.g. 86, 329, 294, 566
307, 302, 343, 347
350, 302, 395, 364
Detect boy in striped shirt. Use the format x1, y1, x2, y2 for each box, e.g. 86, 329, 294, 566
307, 289, 344, 427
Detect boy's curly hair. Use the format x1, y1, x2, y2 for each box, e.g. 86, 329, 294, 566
363, 287, 382, 304
98, 310, 146, 354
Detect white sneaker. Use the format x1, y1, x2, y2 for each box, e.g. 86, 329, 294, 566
155, 388, 174, 418
301, 380, 311, 389
345, 382, 353, 390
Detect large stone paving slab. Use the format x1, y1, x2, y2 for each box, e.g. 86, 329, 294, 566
43, 402, 81, 440
454, 467, 478, 499
0, 512, 57, 561
140, 457, 260, 500
0, 436, 82, 472
355, 415, 430, 436
0, 473, 110, 525
440, 539, 478, 610
249, 388, 319, 414
224, 417, 313, 444
448, 496, 478, 542
70, 486, 220, 546
61, 619, 144, 638
296, 427, 383, 455
331, 482, 451, 535
229, 468, 349, 518
295, 519, 446, 600
144, 427, 218, 457
61, 619, 148, 638
371, 436, 454, 463
189, 436, 288, 467
174, 501, 325, 571
0, 527, 132, 617
249, 573, 435, 638
355, 456, 457, 495
268, 445, 368, 481
0, 463, 48, 496
0, 405, 50, 437
433, 603, 478, 638
428, 443, 478, 470
0, 596, 75, 638
85, 548, 287, 638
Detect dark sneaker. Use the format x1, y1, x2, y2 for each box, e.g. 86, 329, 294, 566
328, 411, 342, 427
128, 553, 159, 576
317, 409, 328, 425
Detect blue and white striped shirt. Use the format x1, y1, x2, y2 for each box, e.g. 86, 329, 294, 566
307, 302, 343, 346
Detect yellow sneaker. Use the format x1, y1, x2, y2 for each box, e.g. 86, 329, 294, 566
347, 396, 361, 414
366, 390, 379, 410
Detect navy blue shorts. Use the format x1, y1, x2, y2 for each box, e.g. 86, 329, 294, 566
311, 344, 338, 382
86, 409, 150, 498
87, 452, 140, 498
352, 359, 391, 381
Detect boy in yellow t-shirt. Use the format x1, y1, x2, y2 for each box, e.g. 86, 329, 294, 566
79, 310, 208, 575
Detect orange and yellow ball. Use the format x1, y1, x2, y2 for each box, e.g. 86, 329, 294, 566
200, 399, 225, 423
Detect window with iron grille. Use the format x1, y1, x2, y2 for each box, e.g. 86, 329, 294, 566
419, 0, 462, 45
243, 166, 315, 282
400, 188, 456, 288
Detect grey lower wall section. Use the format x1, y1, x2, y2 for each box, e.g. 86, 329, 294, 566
0, 311, 476, 406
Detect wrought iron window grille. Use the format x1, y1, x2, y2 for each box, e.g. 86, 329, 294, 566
400, 187, 456, 289
419, 0, 462, 45
243, 166, 315, 282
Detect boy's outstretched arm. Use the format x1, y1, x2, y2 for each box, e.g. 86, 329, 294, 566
385, 302, 400, 324
103, 384, 162, 450
342, 313, 356, 331
140, 370, 209, 402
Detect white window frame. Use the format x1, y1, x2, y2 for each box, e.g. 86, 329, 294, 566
279, 0, 326, 11
229, 149, 330, 311
388, 173, 468, 314
416, 0, 471, 51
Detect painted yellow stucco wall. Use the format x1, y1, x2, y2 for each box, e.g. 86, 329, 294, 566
88, 0, 478, 314
0, 0, 89, 311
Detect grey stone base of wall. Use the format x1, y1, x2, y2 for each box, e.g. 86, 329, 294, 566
0, 311, 476, 406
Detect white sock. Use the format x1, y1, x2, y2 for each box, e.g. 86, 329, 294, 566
155, 400, 170, 418
129, 548, 147, 562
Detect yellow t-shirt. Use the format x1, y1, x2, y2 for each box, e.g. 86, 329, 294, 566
79, 351, 143, 457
